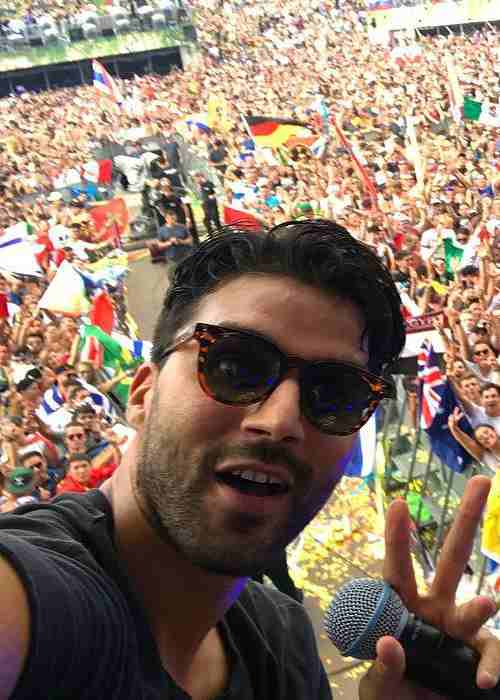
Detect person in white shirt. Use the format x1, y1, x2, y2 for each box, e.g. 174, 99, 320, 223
464, 383, 500, 436
448, 407, 500, 473
420, 214, 455, 261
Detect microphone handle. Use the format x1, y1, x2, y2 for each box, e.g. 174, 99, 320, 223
399, 615, 500, 699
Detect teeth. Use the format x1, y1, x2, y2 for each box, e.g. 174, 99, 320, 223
231, 469, 285, 485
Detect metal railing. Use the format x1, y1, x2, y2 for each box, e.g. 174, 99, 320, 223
379, 377, 492, 598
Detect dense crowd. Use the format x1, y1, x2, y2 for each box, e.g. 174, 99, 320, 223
0, 0, 499, 511
0, 0, 183, 33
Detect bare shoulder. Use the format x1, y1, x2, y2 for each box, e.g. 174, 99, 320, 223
0, 554, 30, 699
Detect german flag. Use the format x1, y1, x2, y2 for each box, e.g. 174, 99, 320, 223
246, 116, 312, 148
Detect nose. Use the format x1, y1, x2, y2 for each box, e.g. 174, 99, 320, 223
240, 374, 305, 443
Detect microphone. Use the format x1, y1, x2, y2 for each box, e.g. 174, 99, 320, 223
323, 577, 499, 699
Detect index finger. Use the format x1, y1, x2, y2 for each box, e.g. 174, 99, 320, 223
383, 498, 419, 610
431, 476, 491, 602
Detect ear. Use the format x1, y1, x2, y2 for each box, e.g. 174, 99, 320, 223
126, 363, 157, 429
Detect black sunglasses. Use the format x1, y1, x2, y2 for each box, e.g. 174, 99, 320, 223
159, 323, 395, 436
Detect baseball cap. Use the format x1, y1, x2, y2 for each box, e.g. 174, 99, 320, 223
5, 468, 36, 496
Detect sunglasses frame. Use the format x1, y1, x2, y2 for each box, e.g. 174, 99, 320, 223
159, 322, 395, 435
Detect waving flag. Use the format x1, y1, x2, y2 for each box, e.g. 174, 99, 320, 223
444, 53, 463, 123
333, 120, 379, 210
344, 414, 377, 478
482, 470, 500, 564
463, 97, 500, 128
245, 116, 312, 149
38, 260, 90, 316
0, 224, 43, 278
223, 203, 263, 232
111, 332, 152, 363
417, 340, 473, 472
186, 113, 211, 134
310, 96, 330, 136
93, 59, 123, 105
89, 198, 129, 245
90, 290, 114, 334
79, 324, 147, 404
37, 380, 114, 425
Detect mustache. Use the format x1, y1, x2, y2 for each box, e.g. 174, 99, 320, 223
205, 440, 313, 486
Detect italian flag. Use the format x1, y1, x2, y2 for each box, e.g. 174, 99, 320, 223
463, 97, 500, 128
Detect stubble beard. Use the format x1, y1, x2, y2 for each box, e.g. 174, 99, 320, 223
133, 390, 302, 577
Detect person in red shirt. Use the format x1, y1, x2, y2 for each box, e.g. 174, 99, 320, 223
56, 453, 98, 494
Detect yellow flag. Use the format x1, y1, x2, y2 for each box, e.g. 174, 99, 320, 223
430, 280, 448, 296
207, 95, 230, 132
482, 470, 500, 563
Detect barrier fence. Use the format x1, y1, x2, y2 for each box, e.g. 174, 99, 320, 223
379, 377, 493, 603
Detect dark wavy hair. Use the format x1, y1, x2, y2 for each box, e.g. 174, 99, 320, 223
152, 219, 405, 373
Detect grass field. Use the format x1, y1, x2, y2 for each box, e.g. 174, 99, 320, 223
0, 27, 185, 72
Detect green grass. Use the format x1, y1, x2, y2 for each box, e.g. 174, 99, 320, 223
0, 28, 186, 72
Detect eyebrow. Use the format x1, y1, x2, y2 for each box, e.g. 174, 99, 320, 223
212, 320, 368, 368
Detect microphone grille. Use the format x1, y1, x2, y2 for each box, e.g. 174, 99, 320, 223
323, 577, 408, 660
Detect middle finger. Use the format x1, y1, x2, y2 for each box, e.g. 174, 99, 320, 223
431, 476, 490, 602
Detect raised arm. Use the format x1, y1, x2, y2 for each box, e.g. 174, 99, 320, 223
447, 407, 483, 462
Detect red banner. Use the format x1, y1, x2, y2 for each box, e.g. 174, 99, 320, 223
89, 198, 129, 245
405, 312, 443, 334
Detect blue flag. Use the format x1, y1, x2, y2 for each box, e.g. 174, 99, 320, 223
425, 381, 474, 473
418, 341, 473, 473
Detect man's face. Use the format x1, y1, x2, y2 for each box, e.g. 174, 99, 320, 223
473, 343, 494, 367
65, 427, 86, 452
23, 454, 47, 480
461, 313, 475, 331
2, 421, 23, 442
133, 274, 367, 577
0, 344, 10, 365
77, 412, 96, 431
26, 335, 43, 355
482, 388, 500, 413
69, 460, 91, 484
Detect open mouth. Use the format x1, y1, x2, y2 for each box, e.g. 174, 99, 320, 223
215, 470, 290, 498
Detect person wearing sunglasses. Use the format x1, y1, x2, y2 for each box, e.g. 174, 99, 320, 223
0, 221, 500, 700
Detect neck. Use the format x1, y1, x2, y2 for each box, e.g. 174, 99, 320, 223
101, 443, 247, 683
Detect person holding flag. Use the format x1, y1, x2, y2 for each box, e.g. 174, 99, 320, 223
448, 407, 500, 474
92, 60, 123, 108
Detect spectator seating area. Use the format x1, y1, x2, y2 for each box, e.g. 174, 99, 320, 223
0, 0, 191, 52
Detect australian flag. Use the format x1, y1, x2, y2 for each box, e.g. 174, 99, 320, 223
418, 340, 473, 472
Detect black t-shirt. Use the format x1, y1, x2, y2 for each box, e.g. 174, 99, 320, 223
157, 193, 186, 224
209, 145, 228, 165
198, 180, 217, 206
0, 491, 332, 699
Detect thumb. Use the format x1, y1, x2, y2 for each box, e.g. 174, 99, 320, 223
360, 636, 406, 699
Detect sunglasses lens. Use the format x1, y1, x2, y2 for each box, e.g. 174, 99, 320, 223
202, 334, 281, 405
303, 364, 380, 435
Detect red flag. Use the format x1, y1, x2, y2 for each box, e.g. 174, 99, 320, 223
223, 205, 263, 232
0, 293, 8, 319
97, 160, 113, 185
89, 198, 129, 245
34, 233, 54, 270
333, 120, 379, 211
90, 291, 114, 334
479, 226, 490, 244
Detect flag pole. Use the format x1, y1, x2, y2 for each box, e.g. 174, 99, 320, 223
239, 113, 266, 165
